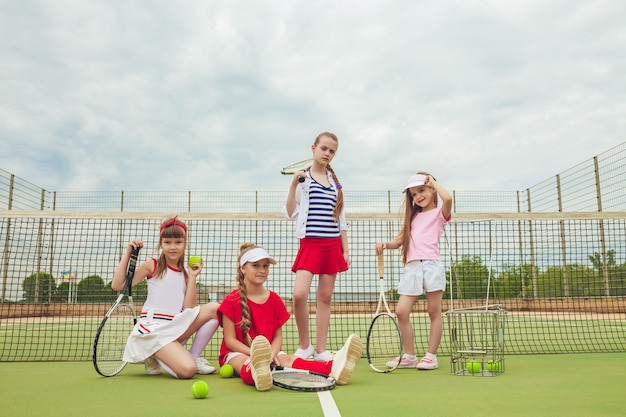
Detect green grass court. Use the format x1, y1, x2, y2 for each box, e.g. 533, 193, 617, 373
2, 353, 624, 417
4, 310, 623, 415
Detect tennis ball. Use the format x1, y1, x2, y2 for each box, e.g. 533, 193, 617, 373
191, 380, 209, 399
486, 360, 500, 373
465, 361, 481, 374
219, 364, 234, 378
188, 256, 203, 268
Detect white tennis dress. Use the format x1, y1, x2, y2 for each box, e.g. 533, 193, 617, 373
123, 261, 200, 363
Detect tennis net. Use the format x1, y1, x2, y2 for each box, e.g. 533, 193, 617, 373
1, 210, 625, 361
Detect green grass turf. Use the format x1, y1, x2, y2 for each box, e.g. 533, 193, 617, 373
1, 353, 624, 417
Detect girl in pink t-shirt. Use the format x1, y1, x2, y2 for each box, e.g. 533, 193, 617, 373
217, 243, 361, 391
375, 172, 452, 371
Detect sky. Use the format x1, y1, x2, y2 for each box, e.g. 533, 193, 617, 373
1, 0, 625, 193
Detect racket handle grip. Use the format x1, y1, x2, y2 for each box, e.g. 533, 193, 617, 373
127, 247, 140, 275
377, 254, 384, 277
298, 175, 305, 183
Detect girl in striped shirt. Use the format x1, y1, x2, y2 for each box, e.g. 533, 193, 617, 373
282, 132, 350, 361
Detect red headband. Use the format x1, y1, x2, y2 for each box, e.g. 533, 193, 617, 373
159, 216, 188, 233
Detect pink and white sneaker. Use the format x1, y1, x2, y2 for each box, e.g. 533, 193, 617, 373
416, 356, 438, 370
386, 355, 419, 369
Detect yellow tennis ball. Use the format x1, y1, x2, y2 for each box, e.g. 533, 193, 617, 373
188, 256, 203, 268
486, 360, 500, 373
191, 381, 209, 399
219, 364, 234, 378
466, 361, 481, 374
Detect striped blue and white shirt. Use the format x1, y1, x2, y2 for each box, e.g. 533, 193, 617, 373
281, 169, 348, 239
305, 178, 340, 238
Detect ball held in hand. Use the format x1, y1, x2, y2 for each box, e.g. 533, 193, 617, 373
219, 364, 234, 378
191, 381, 209, 399
188, 256, 203, 268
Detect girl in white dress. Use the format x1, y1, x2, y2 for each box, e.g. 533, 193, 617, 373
113, 216, 219, 378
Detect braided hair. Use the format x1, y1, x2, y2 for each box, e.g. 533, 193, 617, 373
314, 132, 344, 221
235, 242, 259, 346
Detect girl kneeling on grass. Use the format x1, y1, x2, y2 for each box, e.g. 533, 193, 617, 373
113, 216, 219, 378
217, 242, 362, 391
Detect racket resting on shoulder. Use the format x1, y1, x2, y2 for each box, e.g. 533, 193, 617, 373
93, 247, 140, 377
281, 158, 313, 183
366, 254, 403, 373
271, 365, 336, 392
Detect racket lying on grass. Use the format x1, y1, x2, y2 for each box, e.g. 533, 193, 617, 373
271, 365, 336, 392
93, 247, 140, 377
281, 158, 313, 183
366, 254, 403, 373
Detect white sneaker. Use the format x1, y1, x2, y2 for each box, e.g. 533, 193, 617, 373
144, 356, 162, 376
330, 334, 362, 385
250, 336, 273, 391
294, 344, 314, 359
314, 350, 333, 361
195, 357, 217, 374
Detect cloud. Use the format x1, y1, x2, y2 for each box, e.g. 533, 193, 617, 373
1, 0, 625, 194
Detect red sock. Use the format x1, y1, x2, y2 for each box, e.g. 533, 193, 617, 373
239, 362, 254, 385
292, 358, 332, 375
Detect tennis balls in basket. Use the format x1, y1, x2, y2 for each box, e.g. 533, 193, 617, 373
219, 364, 234, 378
188, 256, 203, 268
191, 381, 209, 399
486, 360, 500, 373
465, 361, 481, 374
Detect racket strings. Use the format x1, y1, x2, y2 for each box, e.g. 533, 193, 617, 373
271, 369, 335, 392
93, 304, 135, 376
274, 372, 331, 386
367, 314, 402, 372
281, 158, 313, 174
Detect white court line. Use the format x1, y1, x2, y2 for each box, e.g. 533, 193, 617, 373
318, 391, 341, 417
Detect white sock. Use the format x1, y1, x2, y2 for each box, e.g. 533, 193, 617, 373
157, 358, 178, 378
189, 319, 219, 358
425, 352, 437, 360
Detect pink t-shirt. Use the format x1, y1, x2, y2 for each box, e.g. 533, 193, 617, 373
406, 207, 451, 263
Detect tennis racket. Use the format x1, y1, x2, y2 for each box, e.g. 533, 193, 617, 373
93, 247, 140, 377
366, 254, 403, 372
271, 365, 336, 392
281, 158, 313, 183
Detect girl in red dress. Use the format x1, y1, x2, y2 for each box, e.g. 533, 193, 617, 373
217, 242, 361, 391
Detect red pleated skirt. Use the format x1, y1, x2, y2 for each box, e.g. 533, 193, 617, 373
291, 237, 349, 274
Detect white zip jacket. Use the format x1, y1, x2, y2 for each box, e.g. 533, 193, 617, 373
281, 171, 348, 239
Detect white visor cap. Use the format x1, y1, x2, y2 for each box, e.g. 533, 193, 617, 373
402, 174, 427, 192
240, 247, 277, 266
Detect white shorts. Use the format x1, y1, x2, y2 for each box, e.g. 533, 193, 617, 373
397, 260, 446, 296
